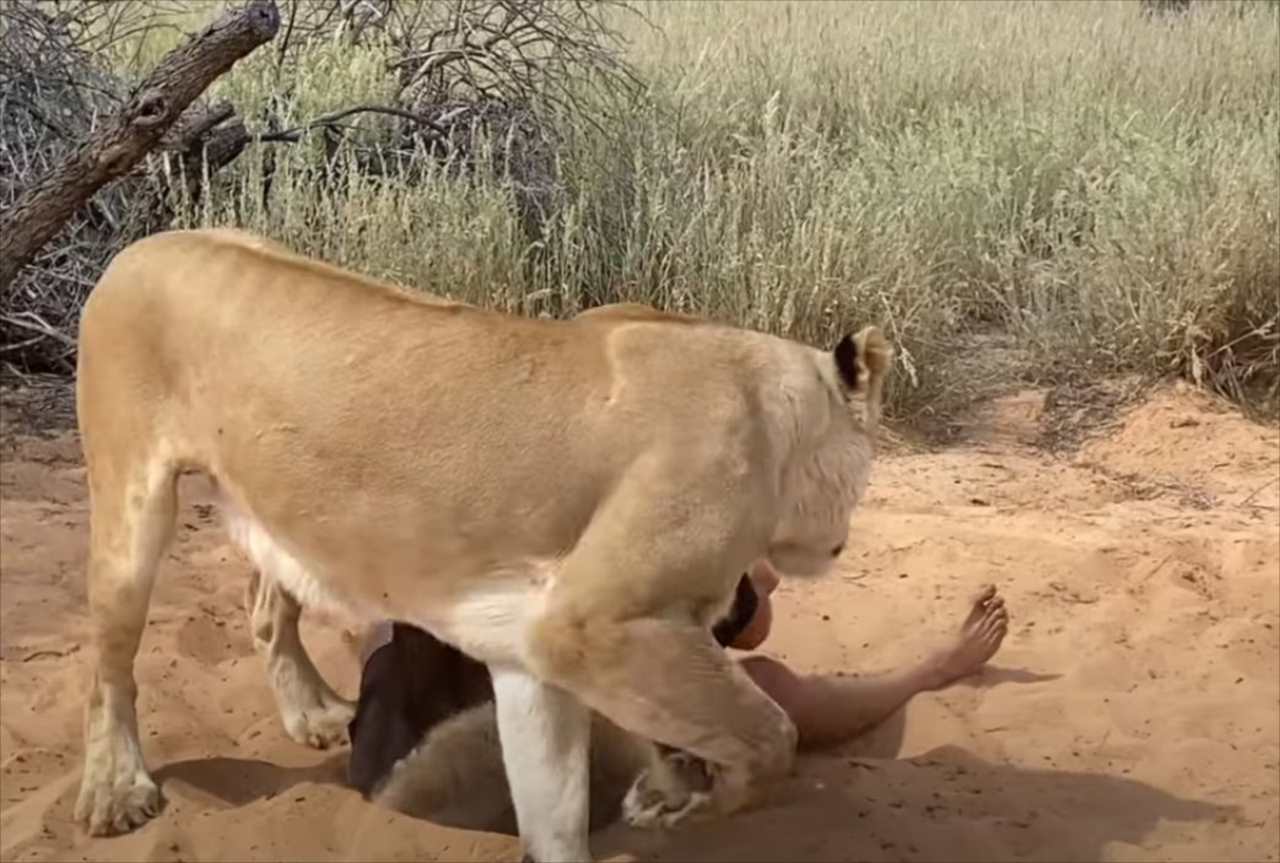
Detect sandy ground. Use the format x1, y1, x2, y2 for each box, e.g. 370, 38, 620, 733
1, 382, 1277, 863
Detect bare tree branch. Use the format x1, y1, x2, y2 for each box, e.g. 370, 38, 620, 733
1, 0, 650, 371
257, 103, 450, 144
0, 0, 281, 291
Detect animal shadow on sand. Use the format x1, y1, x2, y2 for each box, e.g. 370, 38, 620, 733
591, 693, 1238, 863
154, 752, 348, 808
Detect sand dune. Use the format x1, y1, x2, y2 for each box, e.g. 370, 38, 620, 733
2, 383, 1276, 862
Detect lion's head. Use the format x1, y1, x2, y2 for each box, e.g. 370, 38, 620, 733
767, 326, 892, 577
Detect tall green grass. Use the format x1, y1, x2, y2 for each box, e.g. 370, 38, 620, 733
174, 0, 1278, 420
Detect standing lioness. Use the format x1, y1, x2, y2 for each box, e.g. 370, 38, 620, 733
73, 229, 891, 862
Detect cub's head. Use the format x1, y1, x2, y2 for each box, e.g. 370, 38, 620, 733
767, 325, 893, 578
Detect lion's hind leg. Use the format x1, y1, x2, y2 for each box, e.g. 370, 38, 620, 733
75, 454, 178, 835
245, 568, 355, 749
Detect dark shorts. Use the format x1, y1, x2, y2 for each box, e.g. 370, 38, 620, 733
346, 573, 759, 797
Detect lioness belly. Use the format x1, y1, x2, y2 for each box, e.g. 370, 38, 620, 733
215, 482, 554, 666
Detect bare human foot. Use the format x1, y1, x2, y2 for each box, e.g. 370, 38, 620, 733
921, 584, 1008, 690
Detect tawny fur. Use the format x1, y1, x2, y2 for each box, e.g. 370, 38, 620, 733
72, 228, 891, 861
370, 701, 654, 834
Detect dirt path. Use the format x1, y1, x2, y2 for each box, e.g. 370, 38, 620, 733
2, 383, 1277, 862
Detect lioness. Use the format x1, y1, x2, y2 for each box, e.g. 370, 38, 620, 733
73, 228, 891, 862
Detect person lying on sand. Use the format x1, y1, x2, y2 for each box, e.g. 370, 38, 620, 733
727, 564, 1009, 749
344, 564, 1009, 828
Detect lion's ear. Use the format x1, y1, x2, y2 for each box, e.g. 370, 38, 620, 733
833, 327, 891, 391
833, 326, 893, 426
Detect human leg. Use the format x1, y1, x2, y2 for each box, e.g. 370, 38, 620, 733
739, 585, 1008, 749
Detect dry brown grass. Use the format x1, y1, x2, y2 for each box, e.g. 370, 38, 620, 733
10, 0, 1279, 422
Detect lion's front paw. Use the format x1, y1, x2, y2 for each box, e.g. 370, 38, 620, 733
622, 770, 712, 829
621, 750, 716, 830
